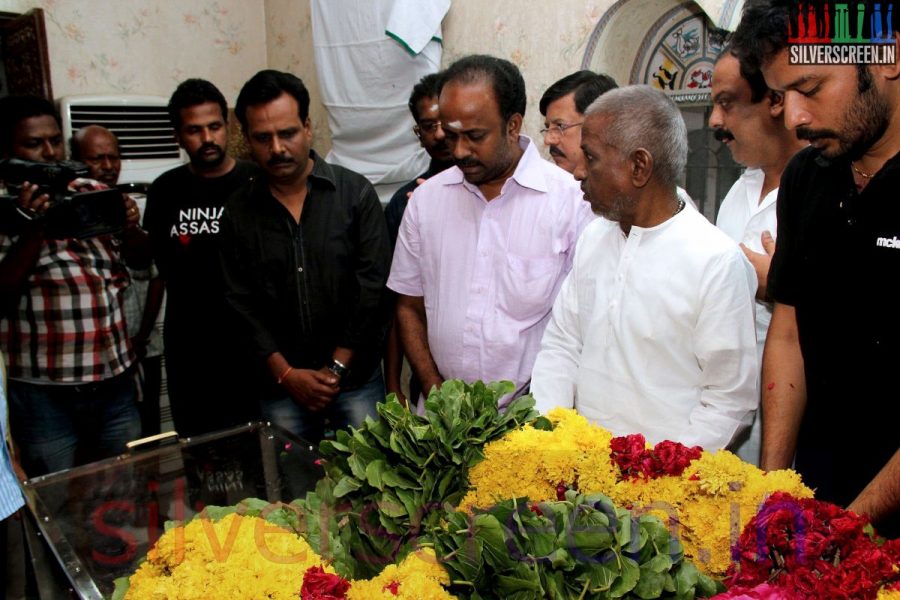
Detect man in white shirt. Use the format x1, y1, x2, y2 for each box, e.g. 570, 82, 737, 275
710, 47, 806, 463
531, 85, 758, 451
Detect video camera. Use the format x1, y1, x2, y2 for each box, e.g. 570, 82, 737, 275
0, 158, 126, 239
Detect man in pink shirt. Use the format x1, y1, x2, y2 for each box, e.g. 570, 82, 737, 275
387, 55, 594, 407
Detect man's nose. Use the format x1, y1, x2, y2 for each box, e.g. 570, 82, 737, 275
782, 92, 811, 131
101, 157, 114, 170
708, 105, 724, 129
270, 135, 285, 155
202, 127, 214, 143
451, 138, 470, 161
41, 140, 57, 160
573, 157, 587, 182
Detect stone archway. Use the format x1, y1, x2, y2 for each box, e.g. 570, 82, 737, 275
580, 0, 744, 220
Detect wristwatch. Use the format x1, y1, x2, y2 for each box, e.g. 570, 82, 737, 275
328, 358, 348, 378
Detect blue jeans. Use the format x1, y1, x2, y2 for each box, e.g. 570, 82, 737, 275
8, 373, 141, 476
262, 366, 384, 445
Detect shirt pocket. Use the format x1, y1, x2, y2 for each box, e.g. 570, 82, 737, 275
498, 253, 563, 321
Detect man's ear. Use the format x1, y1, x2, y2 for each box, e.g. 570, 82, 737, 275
630, 148, 653, 188
506, 113, 523, 138
768, 90, 785, 118
869, 31, 900, 81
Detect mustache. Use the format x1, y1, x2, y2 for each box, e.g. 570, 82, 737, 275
796, 126, 837, 142
200, 142, 223, 153
267, 155, 294, 166
714, 128, 734, 143
549, 146, 566, 158
456, 157, 482, 169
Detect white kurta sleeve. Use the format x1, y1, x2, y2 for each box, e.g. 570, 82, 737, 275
681, 251, 759, 450
531, 260, 582, 415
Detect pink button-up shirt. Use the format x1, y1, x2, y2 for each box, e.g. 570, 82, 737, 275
388, 136, 594, 404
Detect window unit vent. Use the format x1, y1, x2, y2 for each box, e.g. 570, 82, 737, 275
67, 104, 180, 160
59, 95, 185, 185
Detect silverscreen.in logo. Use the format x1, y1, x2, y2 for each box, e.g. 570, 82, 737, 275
788, 2, 897, 65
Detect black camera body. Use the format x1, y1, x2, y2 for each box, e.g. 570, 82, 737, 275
0, 158, 126, 240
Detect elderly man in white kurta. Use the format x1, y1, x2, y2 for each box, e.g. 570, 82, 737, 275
531, 85, 759, 451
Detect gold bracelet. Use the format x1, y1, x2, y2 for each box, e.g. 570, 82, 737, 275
276, 366, 293, 384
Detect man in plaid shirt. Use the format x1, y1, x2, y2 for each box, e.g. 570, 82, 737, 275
0, 96, 144, 477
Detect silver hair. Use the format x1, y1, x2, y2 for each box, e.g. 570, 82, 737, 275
584, 85, 687, 187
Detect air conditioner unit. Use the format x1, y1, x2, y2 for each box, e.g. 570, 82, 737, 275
58, 95, 186, 185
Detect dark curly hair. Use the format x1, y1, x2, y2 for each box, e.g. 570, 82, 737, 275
167, 79, 228, 130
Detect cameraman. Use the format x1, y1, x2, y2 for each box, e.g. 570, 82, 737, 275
0, 96, 143, 477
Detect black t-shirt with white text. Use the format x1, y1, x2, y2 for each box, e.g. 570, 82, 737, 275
144, 160, 260, 353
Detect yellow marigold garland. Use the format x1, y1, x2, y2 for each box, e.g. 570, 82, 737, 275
347, 548, 455, 599
125, 513, 330, 600
460, 408, 813, 577
878, 587, 900, 599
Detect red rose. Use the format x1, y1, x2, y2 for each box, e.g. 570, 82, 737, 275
652, 440, 702, 477
300, 565, 351, 600
727, 493, 900, 599
610, 434, 653, 479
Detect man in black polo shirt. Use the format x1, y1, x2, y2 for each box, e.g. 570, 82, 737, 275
220, 70, 391, 444
733, 0, 899, 537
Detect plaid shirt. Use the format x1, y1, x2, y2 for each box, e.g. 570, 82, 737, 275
0, 234, 135, 382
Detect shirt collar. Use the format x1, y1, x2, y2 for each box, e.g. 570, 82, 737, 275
306, 149, 337, 190
443, 135, 550, 194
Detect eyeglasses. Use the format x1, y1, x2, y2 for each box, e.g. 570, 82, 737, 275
540, 122, 584, 138
414, 120, 441, 136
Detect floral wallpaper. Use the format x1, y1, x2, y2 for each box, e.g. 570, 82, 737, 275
0, 0, 267, 103
263, 0, 331, 155
0, 0, 724, 156
442, 0, 617, 143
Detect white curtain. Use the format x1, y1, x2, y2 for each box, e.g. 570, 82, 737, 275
311, 0, 451, 201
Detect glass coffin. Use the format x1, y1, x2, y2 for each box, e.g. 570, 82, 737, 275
22, 422, 320, 599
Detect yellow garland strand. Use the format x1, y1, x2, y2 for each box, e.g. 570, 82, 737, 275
125, 513, 331, 600
124, 408, 813, 594
460, 408, 813, 577
125, 515, 456, 599
347, 548, 454, 599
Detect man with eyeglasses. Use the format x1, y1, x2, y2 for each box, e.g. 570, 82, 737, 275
388, 55, 594, 410
539, 71, 618, 174
383, 73, 455, 405
541, 71, 699, 211
384, 73, 454, 248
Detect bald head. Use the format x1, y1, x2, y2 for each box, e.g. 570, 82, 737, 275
72, 125, 121, 186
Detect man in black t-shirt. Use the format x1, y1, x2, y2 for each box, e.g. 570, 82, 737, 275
733, 0, 900, 537
144, 79, 260, 437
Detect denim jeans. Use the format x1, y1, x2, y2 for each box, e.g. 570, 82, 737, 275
262, 366, 384, 445
7, 373, 141, 476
